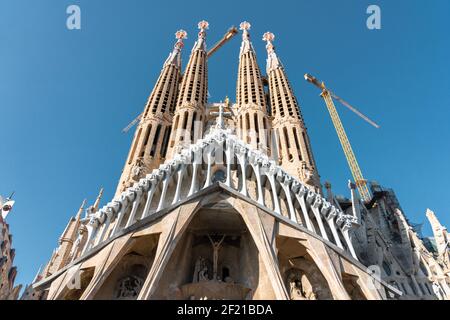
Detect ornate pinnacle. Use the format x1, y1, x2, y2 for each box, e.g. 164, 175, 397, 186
239, 21, 254, 55
174, 29, 187, 48
75, 199, 87, 220
198, 20, 209, 31
164, 29, 187, 67
240, 21, 251, 31
262, 32, 275, 52
93, 187, 104, 212
175, 29, 187, 39
192, 20, 208, 51
240, 21, 251, 40
263, 32, 281, 73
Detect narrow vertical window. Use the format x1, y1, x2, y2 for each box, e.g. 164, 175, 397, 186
150, 125, 162, 157
128, 128, 142, 164
160, 126, 172, 158
293, 127, 302, 161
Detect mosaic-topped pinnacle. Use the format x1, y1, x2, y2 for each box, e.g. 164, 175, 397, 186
198, 20, 209, 31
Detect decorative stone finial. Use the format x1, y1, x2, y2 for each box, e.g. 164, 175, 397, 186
262, 32, 275, 50
193, 20, 209, 51
76, 199, 87, 219
164, 29, 187, 67
197, 20, 209, 40
239, 21, 254, 55
175, 29, 187, 47
240, 21, 251, 31
198, 20, 209, 31
262, 32, 281, 73
93, 187, 104, 212
175, 29, 187, 40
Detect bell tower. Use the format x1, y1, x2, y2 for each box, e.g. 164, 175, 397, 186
116, 30, 187, 195
263, 32, 320, 191
166, 21, 209, 159
235, 21, 271, 154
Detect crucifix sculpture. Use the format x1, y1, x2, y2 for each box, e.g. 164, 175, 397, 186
207, 234, 226, 280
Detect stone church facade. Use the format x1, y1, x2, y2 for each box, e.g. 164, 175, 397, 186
22, 21, 450, 300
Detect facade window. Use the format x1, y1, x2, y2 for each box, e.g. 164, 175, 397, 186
150, 125, 162, 157
128, 128, 142, 165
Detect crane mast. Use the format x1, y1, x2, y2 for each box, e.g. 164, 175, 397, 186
321, 89, 371, 201
305, 73, 376, 202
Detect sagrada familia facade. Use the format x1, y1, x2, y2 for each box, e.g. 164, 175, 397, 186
20, 21, 450, 300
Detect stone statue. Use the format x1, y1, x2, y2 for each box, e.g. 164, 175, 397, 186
130, 157, 145, 181
116, 276, 143, 299
289, 279, 305, 300
300, 162, 314, 184
287, 269, 317, 300
193, 256, 209, 282
208, 235, 226, 280
193, 256, 204, 282
199, 264, 209, 282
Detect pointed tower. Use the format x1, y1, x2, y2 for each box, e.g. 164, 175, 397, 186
426, 209, 449, 257
46, 199, 86, 274
166, 21, 209, 158
116, 30, 187, 195
86, 187, 104, 216
263, 32, 320, 191
235, 21, 271, 153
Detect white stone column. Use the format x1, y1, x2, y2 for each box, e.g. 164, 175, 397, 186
225, 139, 234, 188
236, 146, 248, 197
348, 181, 362, 221
337, 214, 359, 260
188, 162, 199, 196
97, 207, 114, 244
292, 183, 314, 232
111, 194, 131, 236
82, 217, 100, 254
172, 164, 186, 204
321, 203, 344, 249
277, 173, 296, 223
264, 168, 281, 215
249, 154, 264, 206
308, 192, 329, 241
157, 167, 172, 212
125, 187, 143, 228
203, 147, 214, 189
141, 175, 159, 219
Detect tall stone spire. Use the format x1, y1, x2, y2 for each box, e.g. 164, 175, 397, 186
75, 199, 86, 220
235, 21, 270, 153
167, 21, 209, 158
115, 30, 187, 196
47, 199, 86, 274
92, 187, 104, 213
263, 32, 320, 191
426, 209, 449, 257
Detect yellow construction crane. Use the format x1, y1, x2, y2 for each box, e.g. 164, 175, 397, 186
122, 26, 239, 134
207, 26, 238, 58
304, 73, 380, 202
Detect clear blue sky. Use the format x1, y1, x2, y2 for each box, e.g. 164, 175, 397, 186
1, 0, 449, 289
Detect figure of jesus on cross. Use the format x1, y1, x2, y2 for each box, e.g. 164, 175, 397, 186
207, 234, 226, 280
